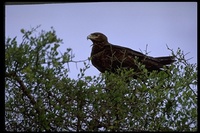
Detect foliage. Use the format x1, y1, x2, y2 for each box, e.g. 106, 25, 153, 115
5, 26, 197, 131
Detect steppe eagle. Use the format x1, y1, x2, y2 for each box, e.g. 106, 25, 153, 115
87, 32, 175, 78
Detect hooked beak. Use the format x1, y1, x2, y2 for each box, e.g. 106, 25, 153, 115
87, 35, 92, 40
87, 34, 93, 46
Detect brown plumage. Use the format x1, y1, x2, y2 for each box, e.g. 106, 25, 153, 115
87, 32, 175, 78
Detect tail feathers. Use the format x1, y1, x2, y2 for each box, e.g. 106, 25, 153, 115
154, 56, 176, 65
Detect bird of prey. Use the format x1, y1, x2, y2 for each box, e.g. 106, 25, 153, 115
87, 32, 175, 78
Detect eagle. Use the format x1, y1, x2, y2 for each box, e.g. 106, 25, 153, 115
87, 32, 176, 78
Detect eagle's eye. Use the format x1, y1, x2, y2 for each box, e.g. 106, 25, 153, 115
94, 34, 99, 37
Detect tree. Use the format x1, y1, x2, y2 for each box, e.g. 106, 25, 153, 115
5, 26, 197, 131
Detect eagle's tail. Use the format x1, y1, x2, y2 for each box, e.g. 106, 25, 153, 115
154, 56, 176, 65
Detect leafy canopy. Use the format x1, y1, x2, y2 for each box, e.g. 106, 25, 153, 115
5, 26, 197, 132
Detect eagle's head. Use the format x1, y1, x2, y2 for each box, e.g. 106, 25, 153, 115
87, 32, 108, 44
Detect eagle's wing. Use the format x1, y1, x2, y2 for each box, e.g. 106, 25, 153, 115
91, 42, 175, 73
107, 44, 166, 70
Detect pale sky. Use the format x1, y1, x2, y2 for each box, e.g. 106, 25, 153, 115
5, 2, 197, 79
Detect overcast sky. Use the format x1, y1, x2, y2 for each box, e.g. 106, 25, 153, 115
5, 2, 197, 79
